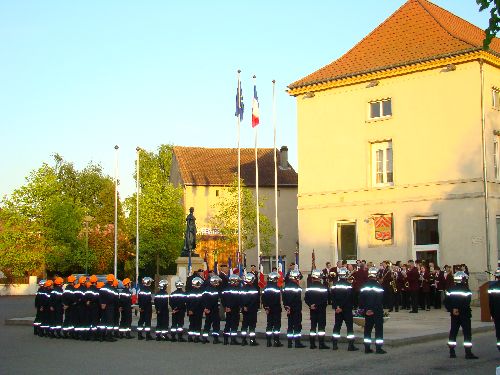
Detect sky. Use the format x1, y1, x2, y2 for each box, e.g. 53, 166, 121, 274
0, 0, 493, 201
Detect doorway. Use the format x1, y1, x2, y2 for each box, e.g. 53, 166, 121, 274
337, 222, 357, 261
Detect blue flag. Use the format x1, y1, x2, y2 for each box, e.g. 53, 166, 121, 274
235, 81, 244, 120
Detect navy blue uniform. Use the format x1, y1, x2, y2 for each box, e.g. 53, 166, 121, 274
85, 284, 100, 338
137, 285, 153, 336
154, 290, 170, 338
61, 284, 75, 337
118, 286, 133, 336
240, 283, 260, 340
186, 288, 204, 340
282, 281, 303, 341
170, 288, 186, 339
359, 280, 385, 349
221, 284, 241, 340
304, 282, 329, 338
49, 285, 64, 337
444, 284, 473, 349
262, 281, 282, 344
202, 286, 221, 339
331, 279, 355, 342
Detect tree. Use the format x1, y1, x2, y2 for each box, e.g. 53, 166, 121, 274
209, 177, 276, 258
478, 0, 500, 49
124, 145, 184, 280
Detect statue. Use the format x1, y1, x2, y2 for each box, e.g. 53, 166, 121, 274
181, 207, 199, 257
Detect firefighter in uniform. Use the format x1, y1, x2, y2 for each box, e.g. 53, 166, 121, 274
111, 278, 120, 338
488, 267, 500, 351
34, 279, 46, 336
154, 279, 170, 341
305, 269, 329, 349
61, 275, 76, 338
222, 274, 242, 345
170, 279, 187, 342
73, 276, 87, 339
137, 276, 153, 340
240, 273, 260, 346
331, 267, 358, 351
187, 276, 204, 343
262, 271, 283, 347
202, 275, 222, 344
283, 269, 306, 348
39, 279, 53, 337
49, 277, 64, 338
99, 274, 118, 342
359, 267, 386, 354
444, 271, 478, 359
85, 275, 100, 341
118, 278, 134, 339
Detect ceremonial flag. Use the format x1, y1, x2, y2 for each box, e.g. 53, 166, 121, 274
252, 84, 260, 127
294, 251, 299, 270
235, 80, 244, 120
311, 249, 316, 270
277, 255, 284, 288
258, 263, 266, 289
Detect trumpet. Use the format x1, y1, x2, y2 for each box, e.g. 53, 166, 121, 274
346, 270, 355, 284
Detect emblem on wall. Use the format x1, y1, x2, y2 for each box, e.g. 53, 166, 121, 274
373, 214, 392, 241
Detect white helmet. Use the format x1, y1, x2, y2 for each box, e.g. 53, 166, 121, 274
289, 269, 301, 281
338, 267, 348, 279
192, 277, 204, 288
453, 271, 468, 284
368, 267, 378, 278
158, 279, 168, 289
142, 277, 153, 286
494, 267, 500, 278
244, 273, 256, 284
268, 271, 280, 282
229, 274, 241, 285
174, 279, 184, 289
209, 275, 222, 287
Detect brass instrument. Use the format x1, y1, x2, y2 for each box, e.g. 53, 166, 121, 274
390, 270, 398, 293
346, 270, 355, 284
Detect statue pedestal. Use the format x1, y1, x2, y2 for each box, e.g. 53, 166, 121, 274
175, 256, 205, 282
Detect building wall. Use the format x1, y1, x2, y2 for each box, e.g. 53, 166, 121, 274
295, 60, 500, 293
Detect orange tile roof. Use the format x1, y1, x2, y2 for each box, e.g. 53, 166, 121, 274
289, 0, 500, 90
172, 146, 298, 187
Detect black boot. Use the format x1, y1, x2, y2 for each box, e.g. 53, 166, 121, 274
348, 340, 359, 351
170, 332, 177, 342
156, 334, 162, 341
241, 337, 248, 346
465, 347, 478, 359
449, 347, 456, 358
288, 339, 293, 348
202, 336, 209, 344
194, 335, 200, 343
125, 331, 134, 339
266, 335, 272, 347
119, 332, 124, 339
375, 345, 386, 354
178, 332, 186, 342
224, 335, 229, 345
146, 332, 153, 341
318, 336, 329, 349
331, 338, 338, 351
188, 335, 193, 342
213, 335, 220, 344
106, 332, 117, 342
273, 334, 283, 347
364, 343, 373, 354
114, 330, 119, 338
309, 336, 317, 349
138, 331, 144, 340
34, 326, 38, 336
230, 336, 241, 345
295, 338, 306, 348
250, 337, 259, 346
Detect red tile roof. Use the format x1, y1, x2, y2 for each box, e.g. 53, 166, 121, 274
172, 146, 298, 187
289, 0, 500, 90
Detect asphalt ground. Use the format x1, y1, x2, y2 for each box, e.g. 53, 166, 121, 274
1, 296, 499, 375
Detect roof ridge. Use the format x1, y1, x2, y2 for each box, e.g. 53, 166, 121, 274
416, 0, 478, 50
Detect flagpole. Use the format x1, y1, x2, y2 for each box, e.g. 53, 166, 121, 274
253, 75, 261, 274
237, 70, 242, 266
272, 79, 279, 270
135, 146, 140, 287
114, 145, 119, 277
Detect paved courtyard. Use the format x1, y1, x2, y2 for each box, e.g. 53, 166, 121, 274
1, 296, 499, 374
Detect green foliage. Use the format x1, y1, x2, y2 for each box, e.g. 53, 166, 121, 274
209, 177, 275, 256
124, 145, 184, 276
0, 154, 131, 277
477, 0, 500, 49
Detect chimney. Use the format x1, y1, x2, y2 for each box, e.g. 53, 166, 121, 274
279, 146, 289, 170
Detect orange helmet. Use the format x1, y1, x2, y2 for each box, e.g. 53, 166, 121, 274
79, 276, 87, 284
122, 278, 131, 286
96, 281, 105, 288
44, 280, 53, 287
112, 279, 118, 287
54, 277, 63, 285
89, 275, 98, 283
67, 275, 76, 283
106, 274, 115, 282
85, 281, 91, 288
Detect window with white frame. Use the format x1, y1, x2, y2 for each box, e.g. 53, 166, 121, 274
371, 141, 393, 186
494, 137, 500, 180
369, 98, 392, 120
493, 88, 500, 110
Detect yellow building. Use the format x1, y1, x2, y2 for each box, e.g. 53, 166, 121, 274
170, 146, 298, 272
288, 0, 500, 292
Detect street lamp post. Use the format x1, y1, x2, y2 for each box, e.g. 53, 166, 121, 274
136, 146, 141, 287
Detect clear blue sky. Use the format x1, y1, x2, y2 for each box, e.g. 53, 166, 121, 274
0, 1, 491, 200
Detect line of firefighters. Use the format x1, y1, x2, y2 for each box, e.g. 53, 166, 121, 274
33, 266, 500, 359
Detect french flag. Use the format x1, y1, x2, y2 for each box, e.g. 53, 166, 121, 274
252, 85, 259, 128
